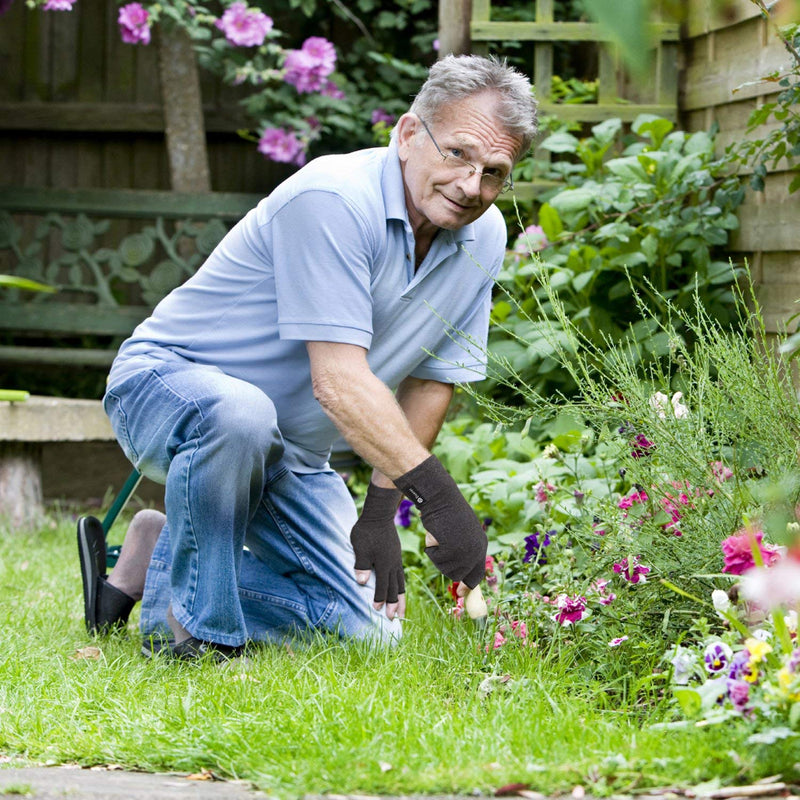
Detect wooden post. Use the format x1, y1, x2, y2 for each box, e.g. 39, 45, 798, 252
157, 25, 211, 193
438, 0, 472, 57
0, 444, 44, 529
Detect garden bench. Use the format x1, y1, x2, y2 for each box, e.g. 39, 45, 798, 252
0, 186, 262, 526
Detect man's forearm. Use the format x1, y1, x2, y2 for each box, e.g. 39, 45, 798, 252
370, 376, 453, 489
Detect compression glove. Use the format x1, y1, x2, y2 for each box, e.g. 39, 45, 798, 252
394, 454, 487, 588
350, 483, 405, 605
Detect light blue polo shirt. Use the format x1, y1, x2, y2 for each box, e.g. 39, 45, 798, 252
108, 140, 507, 471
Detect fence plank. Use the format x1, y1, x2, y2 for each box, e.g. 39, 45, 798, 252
471, 20, 679, 42
685, 0, 763, 38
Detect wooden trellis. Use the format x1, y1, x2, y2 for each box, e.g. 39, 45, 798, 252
468, 0, 680, 201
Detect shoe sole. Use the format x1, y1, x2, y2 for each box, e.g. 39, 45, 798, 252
77, 515, 106, 635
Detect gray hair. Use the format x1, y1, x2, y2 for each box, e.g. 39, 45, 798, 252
409, 54, 538, 162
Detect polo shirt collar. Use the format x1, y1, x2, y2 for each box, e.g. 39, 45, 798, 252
382, 139, 477, 245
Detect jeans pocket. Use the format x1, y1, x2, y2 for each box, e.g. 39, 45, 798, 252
103, 389, 140, 466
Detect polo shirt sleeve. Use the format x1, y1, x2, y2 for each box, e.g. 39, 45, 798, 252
269, 189, 376, 348
410, 271, 496, 383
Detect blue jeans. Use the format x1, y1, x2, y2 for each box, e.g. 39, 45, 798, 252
104, 356, 401, 647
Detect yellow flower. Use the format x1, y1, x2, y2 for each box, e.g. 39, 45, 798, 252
777, 667, 800, 701
744, 664, 760, 684
745, 637, 773, 663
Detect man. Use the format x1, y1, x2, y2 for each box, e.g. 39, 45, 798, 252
79, 54, 538, 658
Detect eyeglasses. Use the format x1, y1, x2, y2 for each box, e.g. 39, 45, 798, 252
418, 118, 514, 194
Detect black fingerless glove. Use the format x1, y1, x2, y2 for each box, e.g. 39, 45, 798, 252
350, 483, 405, 604
394, 454, 487, 588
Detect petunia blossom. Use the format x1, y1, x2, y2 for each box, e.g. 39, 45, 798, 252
649, 391, 689, 419
721, 528, 780, 575
523, 530, 552, 565
554, 593, 587, 625
118, 2, 151, 44
739, 558, 800, 609
513, 224, 549, 257
394, 498, 413, 528
613, 556, 651, 584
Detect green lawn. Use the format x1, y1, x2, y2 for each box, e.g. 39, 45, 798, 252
0, 518, 795, 797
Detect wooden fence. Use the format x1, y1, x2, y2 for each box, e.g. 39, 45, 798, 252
681, 0, 800, 333
0, 0, 289, 193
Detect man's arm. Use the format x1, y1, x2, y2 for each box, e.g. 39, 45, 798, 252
307, 341, 436, 474
309, 340, 487, 597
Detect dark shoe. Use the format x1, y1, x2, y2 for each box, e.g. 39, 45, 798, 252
96, 578, 136, 634
78, 515, 135, 634
171, 636, 245, 663
77, 516, 106, 634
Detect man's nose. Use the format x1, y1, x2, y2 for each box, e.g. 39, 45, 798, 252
457, 169, 483, 196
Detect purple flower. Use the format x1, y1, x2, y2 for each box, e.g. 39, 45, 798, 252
613, 556, 651, 584
215, 2, 273, 47
394, 498, 413, 528
321, 79, 345, 99
728, 649, 753, 682
283, 37, 336, 93
371, 108, 396, 127
257, 127, 306, 166
631, 433, 655, 459
523, 530, 552, 564
118, 2, 151, 44
42, 0, 77, 9
704, 641, 733, 674
726, 678, 750, 711
554, 593, 587, 625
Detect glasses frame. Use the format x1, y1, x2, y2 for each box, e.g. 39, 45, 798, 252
418, 118, 514, 194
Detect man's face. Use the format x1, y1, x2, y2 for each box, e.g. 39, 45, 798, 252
396, 92, 523, 238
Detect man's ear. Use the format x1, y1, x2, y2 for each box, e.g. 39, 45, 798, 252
395, 113, 419, 162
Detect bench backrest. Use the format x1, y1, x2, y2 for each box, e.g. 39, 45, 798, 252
0, 187, 263, 367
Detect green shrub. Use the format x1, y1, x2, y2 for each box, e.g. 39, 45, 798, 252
488, 114, 745, 403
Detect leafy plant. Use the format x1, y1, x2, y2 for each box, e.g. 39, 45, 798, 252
730, 5, 800, 194
490, 114, 745, 403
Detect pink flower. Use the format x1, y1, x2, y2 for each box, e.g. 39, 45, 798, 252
609, 636, 629, 647
590, 578, 616, 606
321, 80, 345, 99
257, 127, 306, 166
618, 490, 648, 511
554, 594, 587, 625
534, 480, 556, 504
452, 597, 465, 620
613, 556, 651, 584
215, 1, 273, 47
721, 528, 780, 575
513, 224, 549, 257
42, 0, 76, 10
511, 620, 528, 642
711, 461, 734, 483
491, 631, 506, 650
283, 36, 336, 93
118, 2, 151, 44
740, 559, 800, 609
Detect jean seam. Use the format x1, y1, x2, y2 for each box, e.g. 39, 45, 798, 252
260, 495, 337, 628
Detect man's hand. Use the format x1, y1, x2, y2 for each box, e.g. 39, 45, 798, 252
350, 483, 406, 620
395, 455, 487, 588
